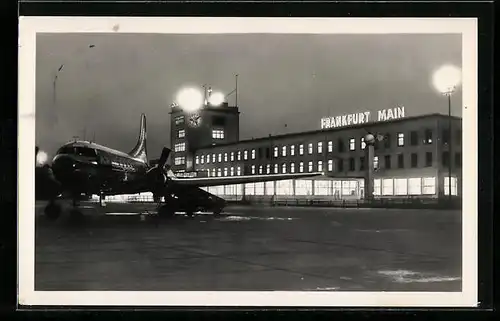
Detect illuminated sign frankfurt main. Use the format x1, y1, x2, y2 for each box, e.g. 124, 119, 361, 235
320, 106, 406, 129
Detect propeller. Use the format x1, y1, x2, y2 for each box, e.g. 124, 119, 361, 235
35, 146, 62, 200
146, 147, 172, 199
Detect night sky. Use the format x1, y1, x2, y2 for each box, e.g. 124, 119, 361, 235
35, 33, 462, 159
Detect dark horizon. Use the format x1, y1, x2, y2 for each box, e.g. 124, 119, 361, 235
36, 33, 462, 159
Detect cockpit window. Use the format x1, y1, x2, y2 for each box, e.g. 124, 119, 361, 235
58, 146, 74, 155
75, 147, 97, 158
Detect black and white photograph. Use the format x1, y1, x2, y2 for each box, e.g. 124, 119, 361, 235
18, 17, 478, 307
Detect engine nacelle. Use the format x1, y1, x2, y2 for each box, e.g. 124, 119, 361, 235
146, 167, 168, 193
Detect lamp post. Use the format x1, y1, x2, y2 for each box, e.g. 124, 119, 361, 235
432, 64, 462, 202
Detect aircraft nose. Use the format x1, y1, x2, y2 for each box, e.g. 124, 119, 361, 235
52, 154, 76, 176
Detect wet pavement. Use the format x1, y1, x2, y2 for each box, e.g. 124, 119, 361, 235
35, 202, 462, 291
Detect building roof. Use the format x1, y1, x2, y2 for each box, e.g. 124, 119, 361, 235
195, 113, 462, 151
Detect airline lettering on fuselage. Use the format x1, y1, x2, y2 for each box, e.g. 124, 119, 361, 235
320, 106, 405, 129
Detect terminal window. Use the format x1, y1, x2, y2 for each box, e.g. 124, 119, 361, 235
394, 178, 408, 195
442, 152, 450, 167
373, 156, 379, 170
224, 168, 228, 176
259, 165, 263, 174
373, 179, 381, 195
308, 161, 313, 172
328, 141, 333, 152
422, 177, 436, 195
408, 178, 422, 195
295, 180, 312, 196
274, 164, 279, 174
410, 131, 418, 146
200, 155, 204, 164
444, 177, 458, 196
174, 143, 185, 152
252, 149, 256, 159
206, 155, 210, 164
266, 164, 271, 174
274, 147, 279, 157
174, 115, 184, 125
276, 180, 294, 196
318, 161, 323, 172
174, 157, 185, 165
212, 129, 225, 139
299, 144, 304, 155
178, 129, 185, 138
299, 162, 304, 173
230, 167, 234, 176
217, 168, 222, 177
195, 156, 199, 164
218, 153, 222, 162
349, 138, 356, 151
224, 153, 228, 162
349, 157, 355, 171
290, 145, 295, 156
282, 163, 287, 173
338, 139, 345, 152
397, 133, 405, 146
425, 152, 433, 167
328, 159, 334, 171
398, 154, 404, 168
382, 178, 394, 196
411, 153, 418, 168
308, 143, 313, 154
212, 168, 216, 177
290, 163, 295, 173
384, 134, 391, 148
244, 150, 248, 160
282, 146, 287, 157
424, 129, 433, 144
384, 155, 391, 169
315, 180, 330, 196
318, 142, 323, 154
237, 151, 241, 161
230, 152, 234, 161
212, 154, 216, 163
338, 159, 344, 172
251, 165, 255, 174
360, 137, 366, 150
237, 167, 241, 175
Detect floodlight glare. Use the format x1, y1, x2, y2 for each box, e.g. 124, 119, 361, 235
432, 64, 462, 95
208, 91, 225, 106
36, 150, 48, 166
176, 87, 204, 112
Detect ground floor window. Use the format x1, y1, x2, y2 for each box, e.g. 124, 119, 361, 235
314, 180, 330, 196
254, 182, 265, 195
295, 179, 312, 196
444, 177, 458, 196
276, 180, 294, 195
265, 181, 274, 195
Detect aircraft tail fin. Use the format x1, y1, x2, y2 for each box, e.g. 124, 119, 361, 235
128, 113, 148, 163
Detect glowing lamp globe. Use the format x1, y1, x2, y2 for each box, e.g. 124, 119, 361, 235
36, 150, 48, 166
432, 64, 462, 94
208, 91, 225, 106
364, 133, 376, 145
176, 87, 204, 113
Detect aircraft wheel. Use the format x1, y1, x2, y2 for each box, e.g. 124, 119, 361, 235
44, 202, 61, 221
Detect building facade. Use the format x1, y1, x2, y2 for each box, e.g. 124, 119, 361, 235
169, 102, 239, 173
191, 114, 462, 201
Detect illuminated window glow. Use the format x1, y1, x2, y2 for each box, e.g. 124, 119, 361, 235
394, 178, 408, 195
295, 180, 312, 196
251, 165, 255, 175
212, 129, 224, 139
382, 178, 393, 196
422, 177, 436, 195
230, 152, 234, 161
218, 153, 222, 162
274, 164, 278, 174
318, 142, 323, 154
328, 141, 333, 152
308, 143, 313, 154
178, 129, 185, 138
397, 133, 405, 146
299, 162, 304, 173
224, 153, 228, 162
408, 178, 422, 195
252, 149, 256, 159
282, 146, 287, 157
308, 161, 313, 172
349, 138, 356, 151
274, 147, 279, 157
444, 177, 458, 196
195, 156, 199, 164
328, 159, 333, 171
314, 180, 330, 196
290, 145, 295, 156
299, 144, 304, 155
224, 168, 228, 176
244, 150, 248, 160
276, 180, 294, 196
282, 163, 287, 173
318, 160, 323, 172
290, 163, 295, 173
174, 156, 185, 165
174, 143, 186, 152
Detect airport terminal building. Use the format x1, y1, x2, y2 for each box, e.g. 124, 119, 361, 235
169, 101, 463, 203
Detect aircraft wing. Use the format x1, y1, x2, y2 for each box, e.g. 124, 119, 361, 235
170, 172, 325, 187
